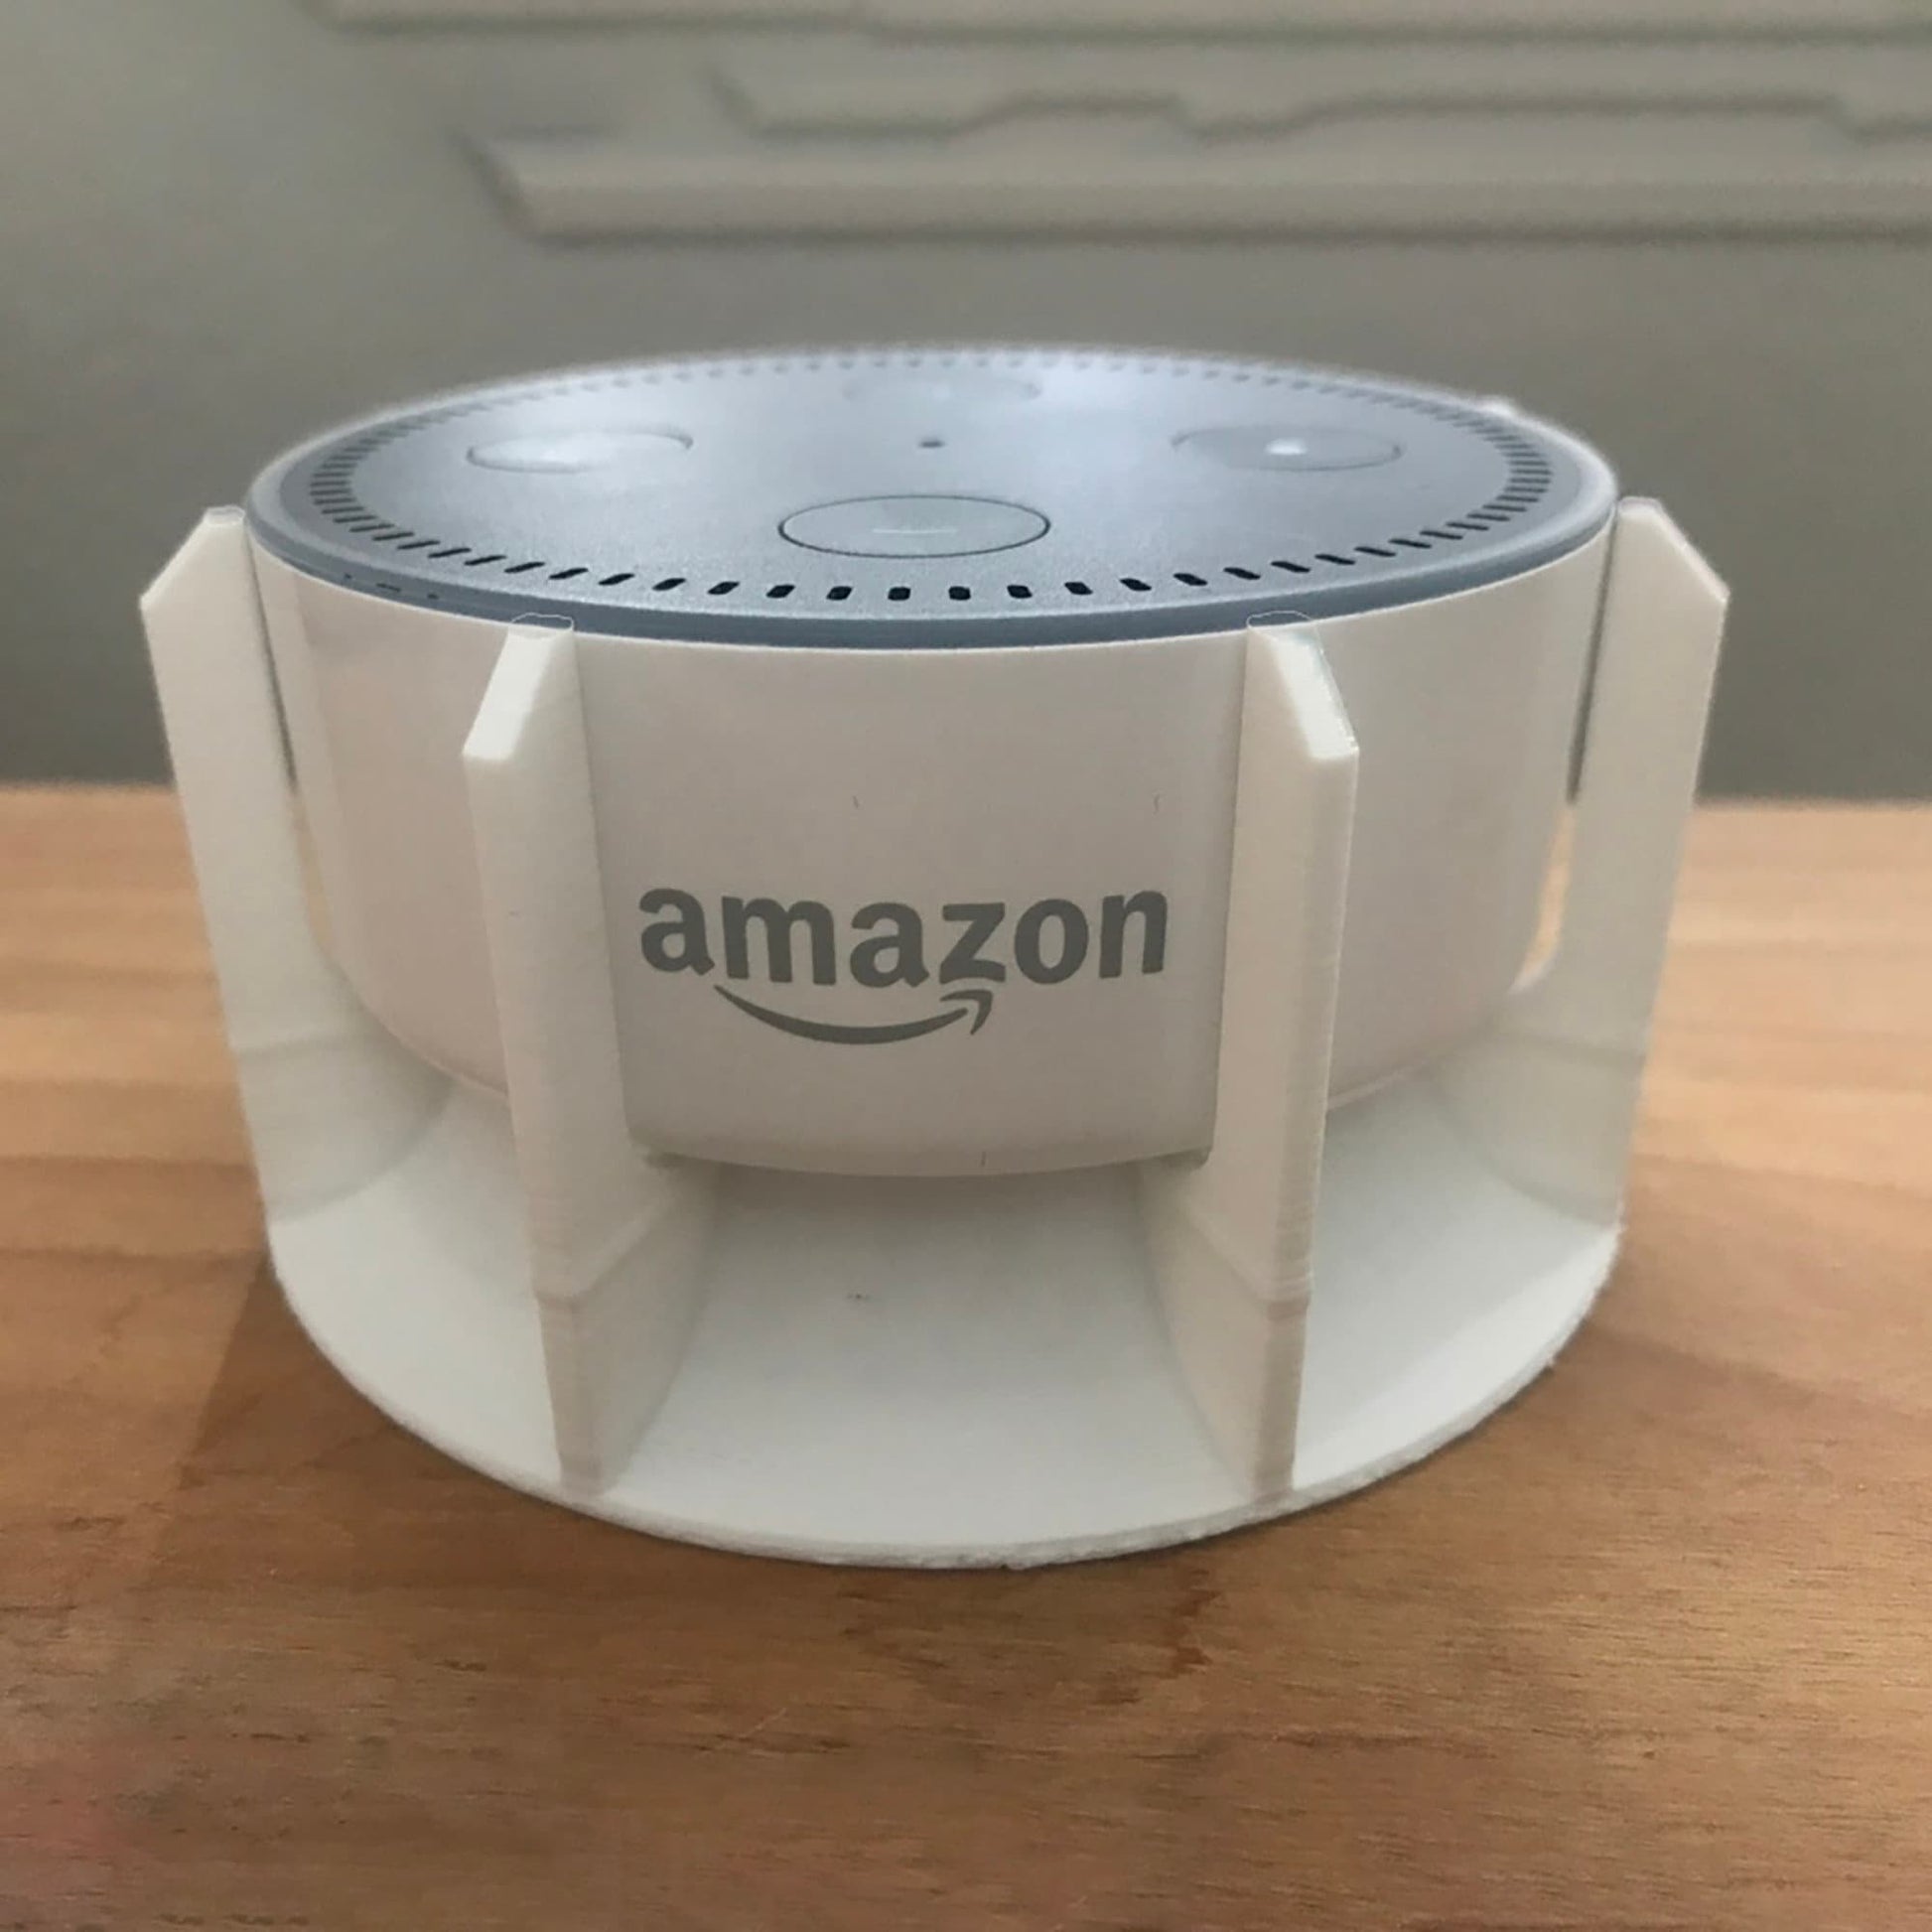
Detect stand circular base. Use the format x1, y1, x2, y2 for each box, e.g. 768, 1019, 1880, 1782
266, 1085, 1618, 1569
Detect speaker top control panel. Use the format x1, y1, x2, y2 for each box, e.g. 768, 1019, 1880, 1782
247, 345, 1615, 648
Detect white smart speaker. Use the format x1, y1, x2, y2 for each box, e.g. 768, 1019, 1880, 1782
142, 347, 1725, 1565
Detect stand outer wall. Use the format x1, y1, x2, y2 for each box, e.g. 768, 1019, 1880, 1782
1141, 627, 1360, 1498
464, 626, 716, 1493
1436, 499, 1727, 1222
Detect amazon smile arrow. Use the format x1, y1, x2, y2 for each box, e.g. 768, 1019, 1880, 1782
716, 983, 994, 1044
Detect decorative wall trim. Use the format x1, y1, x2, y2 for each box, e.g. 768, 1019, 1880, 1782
322, 1, 839, 21
482, 137, 1932, 236
319, 0, 1932, 236
872, 0, 1932, 35
324, 0, 1932, 32
718, 43, 1932, 137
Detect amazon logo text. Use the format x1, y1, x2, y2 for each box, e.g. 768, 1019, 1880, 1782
637, 889, 1169, 1044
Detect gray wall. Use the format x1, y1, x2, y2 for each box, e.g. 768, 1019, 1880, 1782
4, 0, 1930, 792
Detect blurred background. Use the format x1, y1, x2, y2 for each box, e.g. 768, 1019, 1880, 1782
3, 0, 1929, 792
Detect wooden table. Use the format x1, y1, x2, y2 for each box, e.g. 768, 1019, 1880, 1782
3, 788, 1929, 1932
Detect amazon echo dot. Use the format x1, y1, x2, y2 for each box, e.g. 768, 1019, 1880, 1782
144, 345, 1723, 1563
240, 346, 1615, 1173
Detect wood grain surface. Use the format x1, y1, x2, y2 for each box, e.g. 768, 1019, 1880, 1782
3, 787, 1929, 1932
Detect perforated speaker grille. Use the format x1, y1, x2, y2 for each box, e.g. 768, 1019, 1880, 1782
246, 346, 1615, 646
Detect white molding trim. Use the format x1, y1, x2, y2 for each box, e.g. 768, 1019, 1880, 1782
323, 1, 839, 21
318, 0, 1932, 236
482, 140, 1932, 237
323, 0, 1932, 33
875, 0, 1932, 34
717, 42, 1932, 137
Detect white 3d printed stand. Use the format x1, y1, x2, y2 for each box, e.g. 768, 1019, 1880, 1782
143, 503, 1722, 1566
